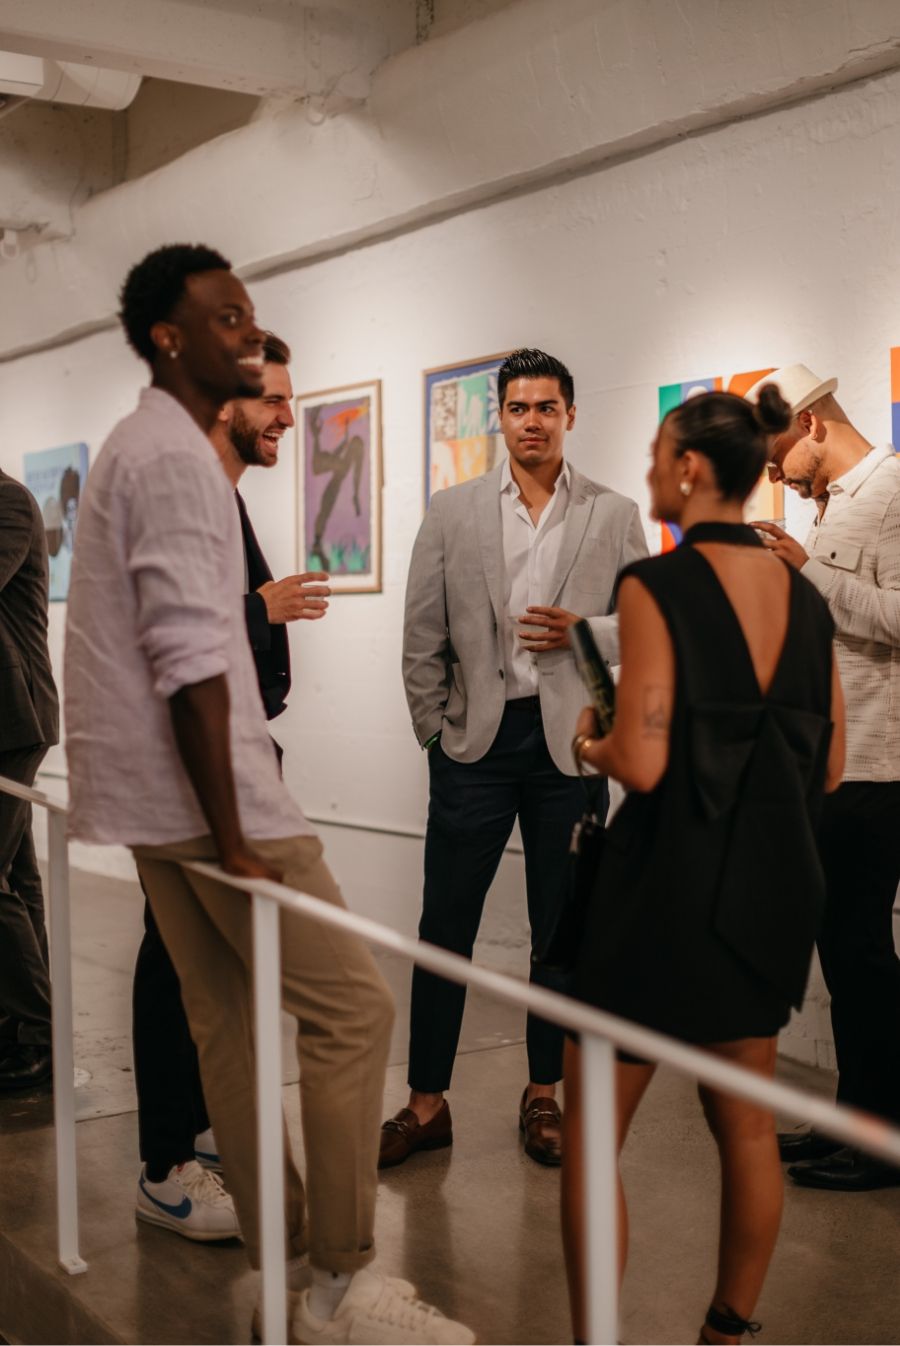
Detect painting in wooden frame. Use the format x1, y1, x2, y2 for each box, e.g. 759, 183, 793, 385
296, 379, 382, 594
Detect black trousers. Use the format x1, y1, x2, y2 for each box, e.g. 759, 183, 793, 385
817, 781, 900, 1125
132, 892, 209, 1172
0, 745, 52, 1049
408, 698, 597, 1092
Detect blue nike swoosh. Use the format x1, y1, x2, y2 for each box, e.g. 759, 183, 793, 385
140, 1179, 192, 1219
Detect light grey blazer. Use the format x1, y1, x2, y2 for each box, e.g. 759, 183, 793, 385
403, 461, 648, 775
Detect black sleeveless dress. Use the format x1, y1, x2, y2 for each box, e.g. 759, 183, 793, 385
572, 523, 835, 1043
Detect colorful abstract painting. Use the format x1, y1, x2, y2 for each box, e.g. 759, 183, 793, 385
23, 441, 89, 601
296, 380, 382, 594
657, 369, 783, 552
890, 348, 900, 449
424, 352, 510, 505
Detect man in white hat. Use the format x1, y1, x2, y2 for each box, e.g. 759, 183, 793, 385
746, 363, 900, 1191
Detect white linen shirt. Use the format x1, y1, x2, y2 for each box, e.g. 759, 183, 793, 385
800, 444, 900, 781
500, 456, 571, 699
64, 387, 312, 845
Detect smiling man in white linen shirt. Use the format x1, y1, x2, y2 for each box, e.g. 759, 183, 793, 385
63, 243, 473, 1346
381, 348, 648, 1171
749, 363, 900, 1192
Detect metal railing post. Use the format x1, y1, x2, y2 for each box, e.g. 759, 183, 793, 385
253, 892, 287, 1345
582, 1035, 618, 1346
46, 808, 87, 1275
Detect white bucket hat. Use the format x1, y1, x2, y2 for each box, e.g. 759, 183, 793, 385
744, 363, 838, 416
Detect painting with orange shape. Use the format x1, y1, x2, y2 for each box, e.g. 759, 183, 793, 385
656, 366, 785, 550
891, 349, 900, 450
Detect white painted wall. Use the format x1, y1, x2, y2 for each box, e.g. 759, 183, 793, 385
4, 34, 900, 1064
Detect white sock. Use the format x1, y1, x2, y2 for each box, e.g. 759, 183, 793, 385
308, 1268, 352, 1320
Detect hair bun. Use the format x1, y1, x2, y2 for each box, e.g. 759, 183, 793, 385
753, 383, 792, 435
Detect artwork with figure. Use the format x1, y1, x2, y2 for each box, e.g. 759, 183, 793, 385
297, 380, 382, 594
23, 442, 90, 601
657, 370, 783, 551
424, 353, 510, 504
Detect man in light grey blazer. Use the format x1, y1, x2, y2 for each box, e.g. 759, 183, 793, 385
380, 349, 647, 1169
0, 468, 59, 1091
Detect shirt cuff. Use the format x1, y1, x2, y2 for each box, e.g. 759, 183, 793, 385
154, 653, 230, 701
800, 557, 835, 594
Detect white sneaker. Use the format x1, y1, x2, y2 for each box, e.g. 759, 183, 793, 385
251, 1262, 417, 1344
194, 1127, 223, 1172
136, 1160, 241, 1242
293, 1268, 475, 1344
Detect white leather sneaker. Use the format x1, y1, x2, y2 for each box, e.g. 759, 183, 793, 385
293, 1268, 475, 1344
251, 1261, 417, 1343
136, 1160, 240, 1242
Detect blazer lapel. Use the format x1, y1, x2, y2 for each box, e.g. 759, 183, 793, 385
474, 468, 505, 625
548, 472, 594, 605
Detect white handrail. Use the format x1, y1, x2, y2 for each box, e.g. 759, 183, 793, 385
5, 770, 900, 1346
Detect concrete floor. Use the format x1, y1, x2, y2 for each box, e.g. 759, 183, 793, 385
0, 866, 898, 1345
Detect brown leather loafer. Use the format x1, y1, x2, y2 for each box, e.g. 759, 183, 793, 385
378, 1100, 453, 1169
519, 1088, 562, 1166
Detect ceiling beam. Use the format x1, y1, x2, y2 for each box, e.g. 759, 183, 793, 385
0, 0, 399, 98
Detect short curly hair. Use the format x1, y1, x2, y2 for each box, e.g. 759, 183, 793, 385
119, 243, 232, 364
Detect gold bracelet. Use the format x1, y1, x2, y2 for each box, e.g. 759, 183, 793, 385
571, 733, 596, 767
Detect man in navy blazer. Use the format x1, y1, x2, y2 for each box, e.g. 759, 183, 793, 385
130, 332, 332, 1240
0, 469, 59, 1091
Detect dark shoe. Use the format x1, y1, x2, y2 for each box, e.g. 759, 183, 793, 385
519, 1088, 562, 1167
378, 1101, 452, 1169
699, 1302, 761, 1343
788, 1146, 900, 1191
777, 1127, 843, 1163
0, 1045, 52, 1092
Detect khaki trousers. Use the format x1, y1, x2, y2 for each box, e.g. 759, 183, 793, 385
132, 834, 394, 1272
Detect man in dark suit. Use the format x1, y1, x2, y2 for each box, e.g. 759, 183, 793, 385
130, 331, 331, 1240
0, 469, 59, 1091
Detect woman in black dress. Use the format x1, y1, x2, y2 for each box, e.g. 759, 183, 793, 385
560, 386, 846, 1345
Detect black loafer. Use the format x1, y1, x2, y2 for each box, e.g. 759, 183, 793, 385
0, 1046, 52, 1092
788, 1146, 900, 1191
777, 1128, 843, 1164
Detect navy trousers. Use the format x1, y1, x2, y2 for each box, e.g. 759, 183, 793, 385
817, 780, 900, 1125
408, 697, 599, 1091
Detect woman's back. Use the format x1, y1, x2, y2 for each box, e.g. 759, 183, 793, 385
574, 525, 836, 1045
694, 543, 791, 697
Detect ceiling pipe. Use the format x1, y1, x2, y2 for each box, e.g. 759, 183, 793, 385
0, 52, 141, 110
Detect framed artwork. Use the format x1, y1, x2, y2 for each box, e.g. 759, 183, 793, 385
656, 369, 783, 552
424, 351, 511, 505
889, 347, 900, 449
23, 441, 89, 601
296, 380, 382, 594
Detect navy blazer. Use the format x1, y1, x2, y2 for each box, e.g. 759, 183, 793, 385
235, 491, 291, 722
0, 471, 59, 753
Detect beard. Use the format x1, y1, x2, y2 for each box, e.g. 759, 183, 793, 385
229, 406, 268, 467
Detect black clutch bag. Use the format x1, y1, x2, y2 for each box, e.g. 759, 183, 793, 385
533, 621, 615, 974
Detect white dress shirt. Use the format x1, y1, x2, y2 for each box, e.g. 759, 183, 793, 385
64, 388, 312, 845
499, 456, 571, 699
801, 444, 900, 782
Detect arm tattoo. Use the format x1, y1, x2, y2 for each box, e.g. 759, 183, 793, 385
642, 686, 671, 739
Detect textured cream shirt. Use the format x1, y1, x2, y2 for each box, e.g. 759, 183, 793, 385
499, 456, 571, 699
801, 444, 900, 781
64, 388, 312, 845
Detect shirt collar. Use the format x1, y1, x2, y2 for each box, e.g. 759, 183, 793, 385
827, 444, 893, 498
500, 456, 571, 495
